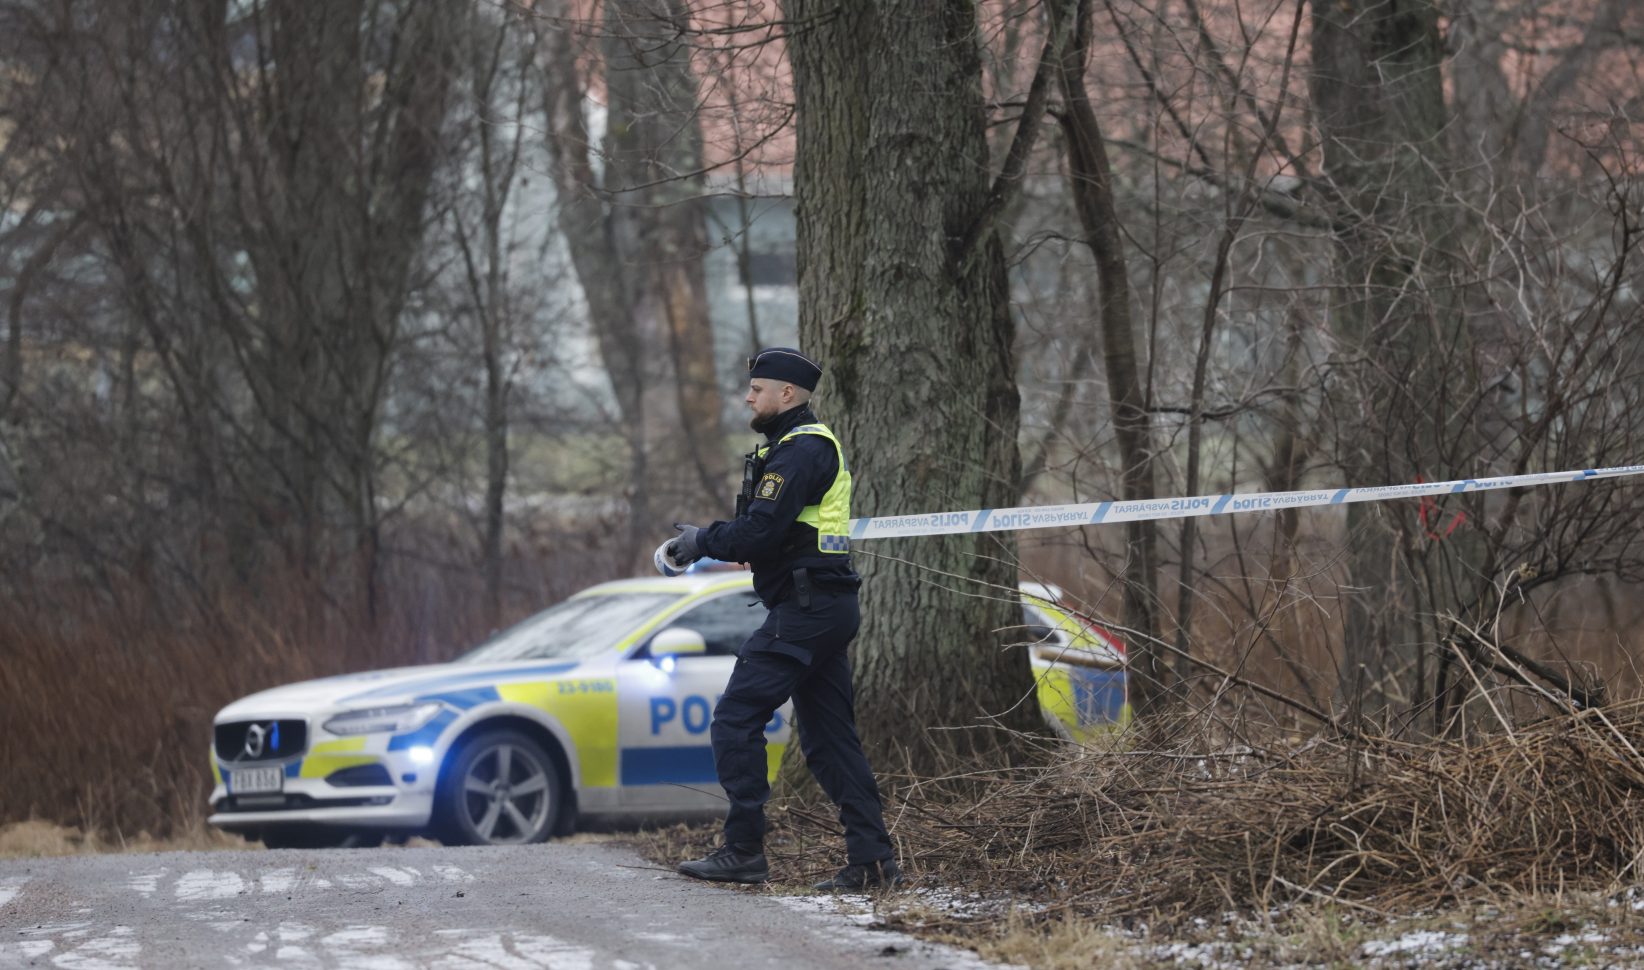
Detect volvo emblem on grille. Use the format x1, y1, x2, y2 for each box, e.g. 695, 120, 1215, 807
244, 723, 267, 759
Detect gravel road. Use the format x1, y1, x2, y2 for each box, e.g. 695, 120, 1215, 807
0, 842, 1003, 969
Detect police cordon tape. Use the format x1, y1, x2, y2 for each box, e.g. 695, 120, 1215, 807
844, 464, 1644, 541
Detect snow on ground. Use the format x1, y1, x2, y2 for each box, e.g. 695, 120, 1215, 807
865, 885, 1644, 969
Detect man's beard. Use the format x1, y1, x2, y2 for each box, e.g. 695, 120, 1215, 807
750, 409, 778, 434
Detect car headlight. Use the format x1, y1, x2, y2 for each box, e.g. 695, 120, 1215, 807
323, 702, 445, 736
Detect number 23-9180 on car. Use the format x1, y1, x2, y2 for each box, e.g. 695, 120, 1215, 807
208, 574, 1127, 848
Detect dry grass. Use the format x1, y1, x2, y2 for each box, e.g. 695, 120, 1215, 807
857, 704, 1644, 926
0, 537, 626, 842
0, 819, 247, 859
948, 891, 1644, 968
966, 911, 1143, 970
0, 580, 477, 841
636, 698, 1644, 966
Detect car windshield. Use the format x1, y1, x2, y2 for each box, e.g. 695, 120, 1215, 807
454, 592, 682, 664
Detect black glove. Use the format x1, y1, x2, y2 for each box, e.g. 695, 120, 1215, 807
668, 523, 703, 564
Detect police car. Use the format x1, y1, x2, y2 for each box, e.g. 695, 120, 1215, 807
207, 573, 1127, 848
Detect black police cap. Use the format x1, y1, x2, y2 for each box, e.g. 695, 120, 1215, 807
747, 347, 822, 391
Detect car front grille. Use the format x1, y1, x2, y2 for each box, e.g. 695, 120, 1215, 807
213, 792, 391, 813
325, 764, 393, 787
214, 720, 309, 763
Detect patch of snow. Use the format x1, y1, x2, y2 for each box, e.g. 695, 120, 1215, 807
367, 867, 418, 887
511, 934, 595, 970
0, 879, 25, 909
1360, 930, 1467, 958
277, 923, 315, 942
894, 886, 1047, 923
773, 893, 870, 916
340, 958, 411, 970
175, 870, 245, 901
424, 931, 596, 970
322, 926, 389, 948
1544, 931, 1610, 956
1151, 941, 1244, 970
48, 925, 139, 970
773, 892, 1019, 970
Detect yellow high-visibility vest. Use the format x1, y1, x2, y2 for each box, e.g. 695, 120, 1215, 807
758, 423, 852, 554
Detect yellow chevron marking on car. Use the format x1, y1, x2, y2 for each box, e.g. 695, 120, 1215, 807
765, 742, 786, 783
499, 680, 619, 788
299, 736, 377, 779
210, 748, 222, 786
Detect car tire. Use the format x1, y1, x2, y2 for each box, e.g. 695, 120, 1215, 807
259, 827, 384, 850
552, 790, 579, 838
435, 729, 563, 846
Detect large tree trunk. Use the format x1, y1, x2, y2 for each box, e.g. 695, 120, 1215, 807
783, 0, 1043, 772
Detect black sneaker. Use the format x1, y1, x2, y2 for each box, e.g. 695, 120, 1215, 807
812, 858, 903, 891
677, 845, 769, 884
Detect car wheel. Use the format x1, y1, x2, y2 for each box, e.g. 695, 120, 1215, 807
259, 827, 384, 849
436, 729, 562, 846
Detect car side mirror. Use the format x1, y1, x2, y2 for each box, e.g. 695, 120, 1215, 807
651, 627, 708, 659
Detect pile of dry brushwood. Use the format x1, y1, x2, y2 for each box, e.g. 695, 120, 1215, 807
773, 702, 1644, 925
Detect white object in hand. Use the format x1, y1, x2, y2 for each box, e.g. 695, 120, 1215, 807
654, 540, 690, 577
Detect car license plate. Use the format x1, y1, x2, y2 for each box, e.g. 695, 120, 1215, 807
232, 767, 283, 794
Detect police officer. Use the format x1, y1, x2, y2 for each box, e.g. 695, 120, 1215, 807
666, 347, 901, 891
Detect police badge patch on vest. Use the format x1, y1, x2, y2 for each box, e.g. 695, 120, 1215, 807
756, 472, 785, 500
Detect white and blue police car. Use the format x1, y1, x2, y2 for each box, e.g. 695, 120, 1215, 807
207, 573, 1126, 848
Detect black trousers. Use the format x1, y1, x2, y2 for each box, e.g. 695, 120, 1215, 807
710, 590, 893, 864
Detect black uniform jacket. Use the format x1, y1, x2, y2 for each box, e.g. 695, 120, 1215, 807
699, 404, 861, 606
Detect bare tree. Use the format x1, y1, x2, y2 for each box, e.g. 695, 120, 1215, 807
602, 0, 725, 519
533, 0, 728, 564
1054, 0, 1166, 713
781, 0, 1069, 768
437, 2, 541, 628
